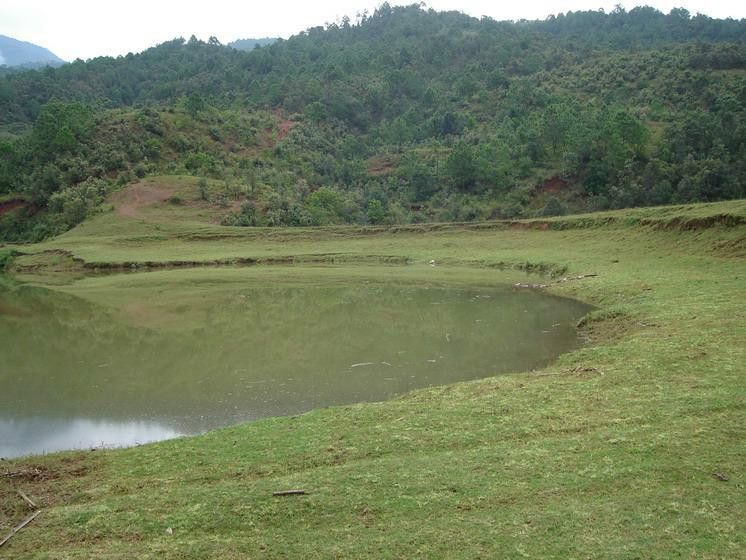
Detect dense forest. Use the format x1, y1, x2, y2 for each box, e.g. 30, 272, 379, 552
1, 3, 745, 240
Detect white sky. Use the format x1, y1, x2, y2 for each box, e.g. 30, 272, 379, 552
1, 1, 745, 61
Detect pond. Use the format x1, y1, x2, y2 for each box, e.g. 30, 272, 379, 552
0, 267, 592, 458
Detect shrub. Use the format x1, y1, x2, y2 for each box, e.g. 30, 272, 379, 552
0, 248, 13, 270
197, 177, 209, 200
47, 178, 109, 229
222, 201, 262, 226
541, 196, 566, 217
366, 199, 387, 224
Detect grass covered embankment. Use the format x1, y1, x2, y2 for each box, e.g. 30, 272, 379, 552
1, 199, 745, 558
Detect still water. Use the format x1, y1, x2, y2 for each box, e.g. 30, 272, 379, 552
0, 268, 591, 457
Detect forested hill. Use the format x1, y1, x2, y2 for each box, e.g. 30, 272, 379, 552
0, 35, 64, 70
2, 5, 745, 121
1, 4, 745, 241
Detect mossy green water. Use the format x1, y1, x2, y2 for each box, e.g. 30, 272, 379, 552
0, 268, 589, 458
1, 200, 745, 558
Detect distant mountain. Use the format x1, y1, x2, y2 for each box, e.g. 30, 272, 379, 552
228, 37, 278, 51
0, 34, 65, 68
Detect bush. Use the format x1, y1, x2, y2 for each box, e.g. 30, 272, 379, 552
541, 196, 566, 217
197, 177, 209, 200
185, 152, 220, 175
47, 178, 109, 229
0, 248, 14, 270
222, 201, 263, 226
306, 187, 346, 225
366, 199, 387, 224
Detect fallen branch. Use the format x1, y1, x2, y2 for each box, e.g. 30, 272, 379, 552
273, 490, 307, 496
0, 471, 23, 479
0, 510, 41, 548
17, 490, 37, 509
555, 273, 598, 283
0, 468, 41, 479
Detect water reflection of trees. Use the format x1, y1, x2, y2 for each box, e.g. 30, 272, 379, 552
0, 280, 589, 431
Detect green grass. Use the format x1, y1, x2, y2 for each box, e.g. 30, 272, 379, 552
0, 248, 13, 271
8, 184, 746, 275
1, 199, 745, 558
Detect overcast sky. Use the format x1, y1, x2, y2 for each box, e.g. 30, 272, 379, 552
2, 0, 745, 61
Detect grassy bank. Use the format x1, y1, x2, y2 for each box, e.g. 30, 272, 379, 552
1, 199, 745, 558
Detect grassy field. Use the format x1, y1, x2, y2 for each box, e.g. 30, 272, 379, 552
1, 187, 745, 558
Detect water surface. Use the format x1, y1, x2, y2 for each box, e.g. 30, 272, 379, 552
0, 268, 591, 457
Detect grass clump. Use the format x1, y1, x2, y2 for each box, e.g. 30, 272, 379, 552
0, 247, 16, 271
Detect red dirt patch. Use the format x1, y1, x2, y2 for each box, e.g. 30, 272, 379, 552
269, 108, 297, 142
0, 199, 29, 216
276, 119, 296, 140
538, 176, 568, 194
109, 182, 178, 219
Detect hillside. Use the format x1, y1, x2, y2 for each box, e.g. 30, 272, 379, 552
0, 34, 64, 69
0, 5, 745, 242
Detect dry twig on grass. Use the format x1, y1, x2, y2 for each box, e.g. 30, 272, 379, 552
0, 511, 41, 548
272, 490, 307, 496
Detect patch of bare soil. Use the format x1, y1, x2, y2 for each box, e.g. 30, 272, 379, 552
109, 182, 178, 219
367, 155, 398, 176
276, 119, 296, 140
1, 453, 98, 536
0, 199, 30, 216
538, 176, 568, 194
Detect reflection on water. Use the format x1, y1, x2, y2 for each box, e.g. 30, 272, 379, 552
0, 418, 180, 457
0, 270, 591, 458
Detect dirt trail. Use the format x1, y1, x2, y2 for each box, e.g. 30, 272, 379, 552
110, 182, 177, 219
